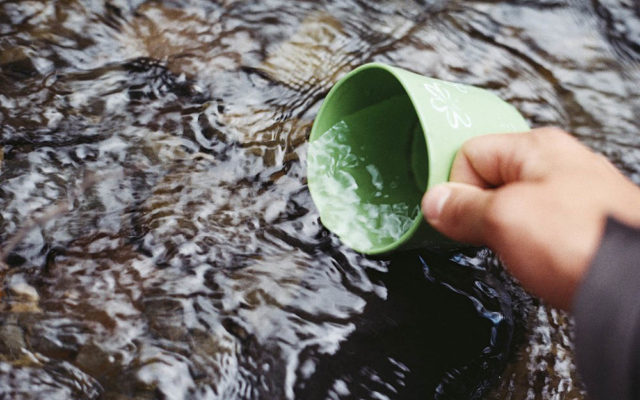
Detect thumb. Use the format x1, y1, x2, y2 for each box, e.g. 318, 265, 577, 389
422, 183, 493, 245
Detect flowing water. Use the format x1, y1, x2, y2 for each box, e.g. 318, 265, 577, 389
0, 1, 639, 399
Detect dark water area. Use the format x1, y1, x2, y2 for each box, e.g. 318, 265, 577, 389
0, 0, 639, 399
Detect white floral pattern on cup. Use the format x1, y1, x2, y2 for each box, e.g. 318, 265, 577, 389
423, 82, 472, 129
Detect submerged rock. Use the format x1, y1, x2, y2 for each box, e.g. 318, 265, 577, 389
5, 275, 41, 314
0, 319, 26, 360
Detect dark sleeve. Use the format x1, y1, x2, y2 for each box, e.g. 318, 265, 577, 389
574, 218, 640, 400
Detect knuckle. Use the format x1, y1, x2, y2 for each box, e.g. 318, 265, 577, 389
459, 136, 481, 160
483, 199, 504, 234
483, 192, 516, 238
460, 137, 478, 153
440, 192, 462, 226
531, 127, 577, 149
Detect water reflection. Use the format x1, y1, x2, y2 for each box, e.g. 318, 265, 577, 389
1, 0, 639, 399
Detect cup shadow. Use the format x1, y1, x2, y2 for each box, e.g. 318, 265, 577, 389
294, 249, 517, 399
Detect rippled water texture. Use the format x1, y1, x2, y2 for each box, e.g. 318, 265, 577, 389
1, 1, 639, 399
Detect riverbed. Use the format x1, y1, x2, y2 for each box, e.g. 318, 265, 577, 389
1, 1, 639, 399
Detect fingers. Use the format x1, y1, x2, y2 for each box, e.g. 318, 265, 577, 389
423, 127, 586, 247
449, 127, 575, 187
422, 182, 493, 245
448, 132, 528, 187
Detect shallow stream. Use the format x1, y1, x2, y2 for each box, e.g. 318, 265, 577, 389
1, 1, 639, 399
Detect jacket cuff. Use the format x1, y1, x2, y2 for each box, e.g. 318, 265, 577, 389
574, 218, 640, 400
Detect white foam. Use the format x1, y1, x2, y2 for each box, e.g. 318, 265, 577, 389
308, 120, 418, 251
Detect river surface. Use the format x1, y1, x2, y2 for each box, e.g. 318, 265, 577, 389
0, 1, 639, 399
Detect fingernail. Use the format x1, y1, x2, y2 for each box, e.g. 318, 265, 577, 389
424, 185, 451, 221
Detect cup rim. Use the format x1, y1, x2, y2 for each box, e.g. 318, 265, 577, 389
308, 62, 429, 255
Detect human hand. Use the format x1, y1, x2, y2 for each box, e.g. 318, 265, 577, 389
422, 127, 640, 309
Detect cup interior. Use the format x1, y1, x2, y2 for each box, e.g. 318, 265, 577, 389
308, 66, 428, 254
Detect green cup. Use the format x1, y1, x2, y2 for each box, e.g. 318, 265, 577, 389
307, 62, 529, 255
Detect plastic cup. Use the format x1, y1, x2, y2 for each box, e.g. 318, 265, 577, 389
307, 62, 529, 255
